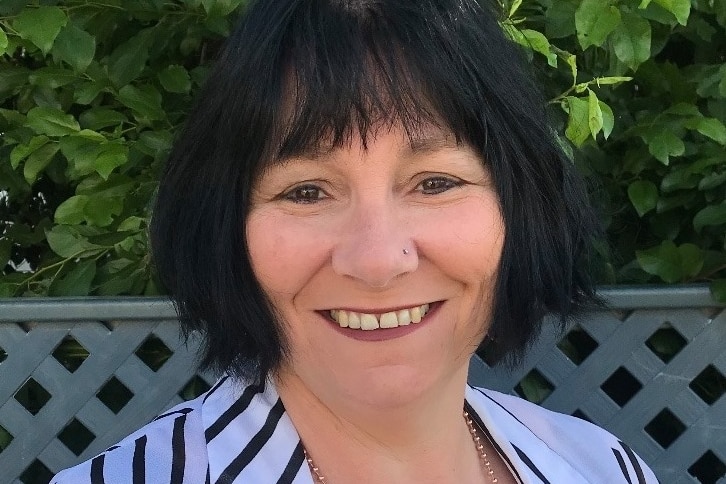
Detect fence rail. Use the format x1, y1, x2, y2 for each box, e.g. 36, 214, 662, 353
1, 286, 725, 484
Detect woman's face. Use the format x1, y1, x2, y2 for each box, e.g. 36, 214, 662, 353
246, 124, 504, 409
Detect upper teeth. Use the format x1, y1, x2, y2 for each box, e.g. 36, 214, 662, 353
330, 304, 430, 330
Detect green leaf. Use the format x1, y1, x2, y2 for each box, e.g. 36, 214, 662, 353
55, 195, 91, 225
74, 81, 106, 105
575, 0, 621, 50
158, 65, 192, 93
594, 76, 633, 86
599, 101, 614, 139
79, 108, 128, 130
587, 90, 603, 138
117, 84, 165, 121
694, 204, 726, 232
49, 259, 97, 297
545, 0, 578, 38
84, 196, 123, 227
652, 0, 690, 25
628, 180, 658, 217
677, 243, 704, 279
692, 118, 726, 145
95, 143, 129, 180
137, 130, 172, 155
202, 0, 243, 16
13, 6, 68, 54
28, 67, 77, 89
0, 238, 11, 268
24, 143, 59, 185
45, 225, 104, 258
699, 172, 726, 191
0, 283, 18, 298
26, 107, 80, 137
51, 23, 96, 73
60, 133, 105, 176
711, 279, 726, 303
646, 131, 685, 165
564, 96, 590, 147
0, 27, 8, 56
636, 241, 682, 283
519, 29, 557, 67
611, 13, 651, 70
10, 136, 49, 169
660, 169, 699, 193
108, 31, 151, 88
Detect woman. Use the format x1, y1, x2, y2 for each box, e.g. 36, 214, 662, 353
55, 0, 658, 482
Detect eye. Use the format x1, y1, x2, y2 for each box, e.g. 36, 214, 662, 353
417, 176, 464, 194
282, 184, 326, 203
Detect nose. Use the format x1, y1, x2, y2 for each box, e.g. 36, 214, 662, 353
331, 202, 418, 288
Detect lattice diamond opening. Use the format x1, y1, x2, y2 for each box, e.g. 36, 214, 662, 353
645, 326, 687, 363
601, 367, 642, 407
688, 450, 726, 484
689, 364, 726, 405
571, 409, 592, 423
0, 345, 7, 364
179, 375, 211, 401
97, 376, 134, 414
644, 408, 686, 448
557, 326, 598, 365
58, 417, 96, 456
15, 378, 51, 415
135, 334, 172, 371
20, 459, 54, 484
0, 424, 13, 453
52, 335, 90, 373
515, 369, 554, 404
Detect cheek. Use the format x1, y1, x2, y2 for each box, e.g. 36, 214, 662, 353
422, 197, 504, 280
246, 211, 326, 295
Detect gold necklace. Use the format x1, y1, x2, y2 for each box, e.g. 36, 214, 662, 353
303, 410, 499, 483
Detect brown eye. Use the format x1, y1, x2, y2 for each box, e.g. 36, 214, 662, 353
284, 184, 324, 203
418, 176, 462, 194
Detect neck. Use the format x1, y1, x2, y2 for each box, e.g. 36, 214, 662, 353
274, 365, 483, 483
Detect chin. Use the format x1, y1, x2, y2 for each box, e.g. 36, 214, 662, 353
345, 364, 458, 409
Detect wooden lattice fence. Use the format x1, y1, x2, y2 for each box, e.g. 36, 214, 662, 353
0, 286, 725, 484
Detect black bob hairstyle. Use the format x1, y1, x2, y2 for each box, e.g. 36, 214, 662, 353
150, 0, 601, 383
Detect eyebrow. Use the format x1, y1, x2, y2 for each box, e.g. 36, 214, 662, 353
406, 133, 461, 155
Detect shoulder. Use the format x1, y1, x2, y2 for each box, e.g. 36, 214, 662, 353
467, 386, 659, 483
52, 381, 219, 484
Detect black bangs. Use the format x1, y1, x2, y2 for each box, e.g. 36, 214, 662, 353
264, 0, 488, 162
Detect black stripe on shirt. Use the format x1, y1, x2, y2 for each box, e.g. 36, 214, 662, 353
155, 406, 194, 422
613, 448, 634, 484
276, 440, 306, 484
204, 375, 230, 403
132, 435, 147, 484
513, 444, 550, 484
170, 414, 187, 483
205, 381, 265, 443
90, 453, 105, 484
464, 400, 524, 483
619, 440, 646, 484
217, 398, 286, 483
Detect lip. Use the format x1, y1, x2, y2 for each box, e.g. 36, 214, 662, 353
320, 301, 442, 342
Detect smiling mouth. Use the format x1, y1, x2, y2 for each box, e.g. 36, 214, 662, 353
329, 303, 431, 330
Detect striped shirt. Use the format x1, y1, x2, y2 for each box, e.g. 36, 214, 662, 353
53, 376, 659, 483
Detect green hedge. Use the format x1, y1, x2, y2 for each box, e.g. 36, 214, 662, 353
1, 0, 725, 299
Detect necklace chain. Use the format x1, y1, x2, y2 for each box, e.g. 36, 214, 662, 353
303, 410, 499, 483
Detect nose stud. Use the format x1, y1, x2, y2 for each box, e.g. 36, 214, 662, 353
403, 248, 409, 255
